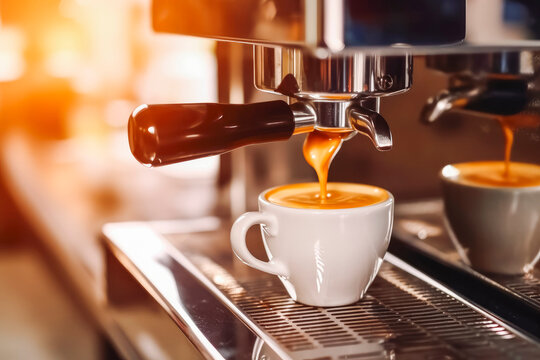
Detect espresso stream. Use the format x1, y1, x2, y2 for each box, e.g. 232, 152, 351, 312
266, 129, 387, 209
456, 114, 540, 187
498, 113, 539, 178
302, 129, 349, 201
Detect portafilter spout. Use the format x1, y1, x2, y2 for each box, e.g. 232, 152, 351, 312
421, 52, 538, 124
311, 99, 393, 151
420, 86, 483, 123
349, 105, 393, 151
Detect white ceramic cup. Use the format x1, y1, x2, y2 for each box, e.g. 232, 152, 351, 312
230, 185, 394, 307
441, 164, 540, 274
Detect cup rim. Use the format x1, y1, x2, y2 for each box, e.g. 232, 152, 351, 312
258, 182, 394, 213
439, 162, 540, 191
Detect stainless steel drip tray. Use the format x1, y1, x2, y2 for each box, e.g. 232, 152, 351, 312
103, 220, 540, 359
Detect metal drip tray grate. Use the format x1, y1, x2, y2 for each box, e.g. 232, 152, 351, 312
104, 221, 540, 359
205, 262, 540, 359
497, 276, 540, 309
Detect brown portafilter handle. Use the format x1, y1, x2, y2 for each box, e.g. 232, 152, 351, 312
128, 100, 295, 166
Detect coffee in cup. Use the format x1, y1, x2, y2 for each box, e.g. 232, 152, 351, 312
265, 182, 388, 209
231, 182, 394, 306
441, 161, 540, 274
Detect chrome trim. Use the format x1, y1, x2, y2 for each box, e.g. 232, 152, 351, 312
254, 46, 413, 99
290, 102, 316, 134
104, 224, 227, 360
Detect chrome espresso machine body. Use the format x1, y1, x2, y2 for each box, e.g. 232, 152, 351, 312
104, 1, 540, 359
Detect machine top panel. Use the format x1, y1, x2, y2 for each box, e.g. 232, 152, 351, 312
152, 0, 540, 55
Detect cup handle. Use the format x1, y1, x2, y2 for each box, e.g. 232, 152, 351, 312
524, 248, 540, 273
231, 212, 289, 277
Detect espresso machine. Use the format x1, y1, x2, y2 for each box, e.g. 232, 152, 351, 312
103, 1, 540, 359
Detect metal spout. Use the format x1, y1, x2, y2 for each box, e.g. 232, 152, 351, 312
420, 87, 482, 123
348, 106, 393, 151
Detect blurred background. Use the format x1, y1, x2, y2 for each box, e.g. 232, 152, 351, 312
0, 0, 538, 359
0, 0, 219, 358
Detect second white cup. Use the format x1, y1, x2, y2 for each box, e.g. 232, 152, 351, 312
441, 163, 540, 274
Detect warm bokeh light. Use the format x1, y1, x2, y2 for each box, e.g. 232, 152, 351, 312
0, 26, 25, 82
0, 0, 218, 176
0, 0, 221, 247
